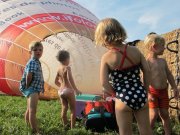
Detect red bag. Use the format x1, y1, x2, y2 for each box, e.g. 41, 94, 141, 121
84, 100, 114, 115
101, 100, 114, 113
83, 97, 118, 132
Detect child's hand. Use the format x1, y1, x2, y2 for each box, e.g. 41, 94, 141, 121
173, 88, 179, 100
148, 93, 155, 102
75, 90, 82, 95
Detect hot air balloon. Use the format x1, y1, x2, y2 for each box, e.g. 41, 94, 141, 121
0, 0, 106, 99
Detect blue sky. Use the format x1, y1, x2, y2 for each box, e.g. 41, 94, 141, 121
75, 0, 180, 41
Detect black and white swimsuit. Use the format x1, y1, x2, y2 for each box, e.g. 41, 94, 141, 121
109, 46, 147, 110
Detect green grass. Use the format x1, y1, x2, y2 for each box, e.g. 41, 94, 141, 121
0, 95, 179, 135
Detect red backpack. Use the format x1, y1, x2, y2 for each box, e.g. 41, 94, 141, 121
84, 100, 114, 115
83, 97, 118, 132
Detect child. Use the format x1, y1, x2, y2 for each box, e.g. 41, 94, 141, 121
144, 34, 179, 135
95, 18, 152, 135
20, 41, 44, 134
55, 50, 81, 129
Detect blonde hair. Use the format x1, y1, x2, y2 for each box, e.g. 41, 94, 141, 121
29, 41, 43, 51
95, 18, 127, 47
144, 34, 165, 50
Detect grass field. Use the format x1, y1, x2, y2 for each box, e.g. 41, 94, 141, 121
0, 95, 179, 135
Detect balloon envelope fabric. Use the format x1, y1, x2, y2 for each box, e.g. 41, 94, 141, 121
0, 0, 106, 99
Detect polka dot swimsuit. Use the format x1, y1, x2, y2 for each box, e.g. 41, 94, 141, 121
109, 46, 147, 110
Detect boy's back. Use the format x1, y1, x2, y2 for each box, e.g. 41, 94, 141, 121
55, 50, 81, 129
57, 66, 73, 90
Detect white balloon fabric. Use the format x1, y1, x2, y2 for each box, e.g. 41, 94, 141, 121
0, 0, 106, 99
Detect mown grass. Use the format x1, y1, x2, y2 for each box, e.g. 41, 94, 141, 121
0, 95, 179, 135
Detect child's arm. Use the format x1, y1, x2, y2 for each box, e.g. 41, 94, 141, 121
165, 60, 179, 99
55, 72, 61, 87
100, 55, 116, 97
26, 72, 33, 89
67, 66, 81, 95
140, 51, 151, 92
